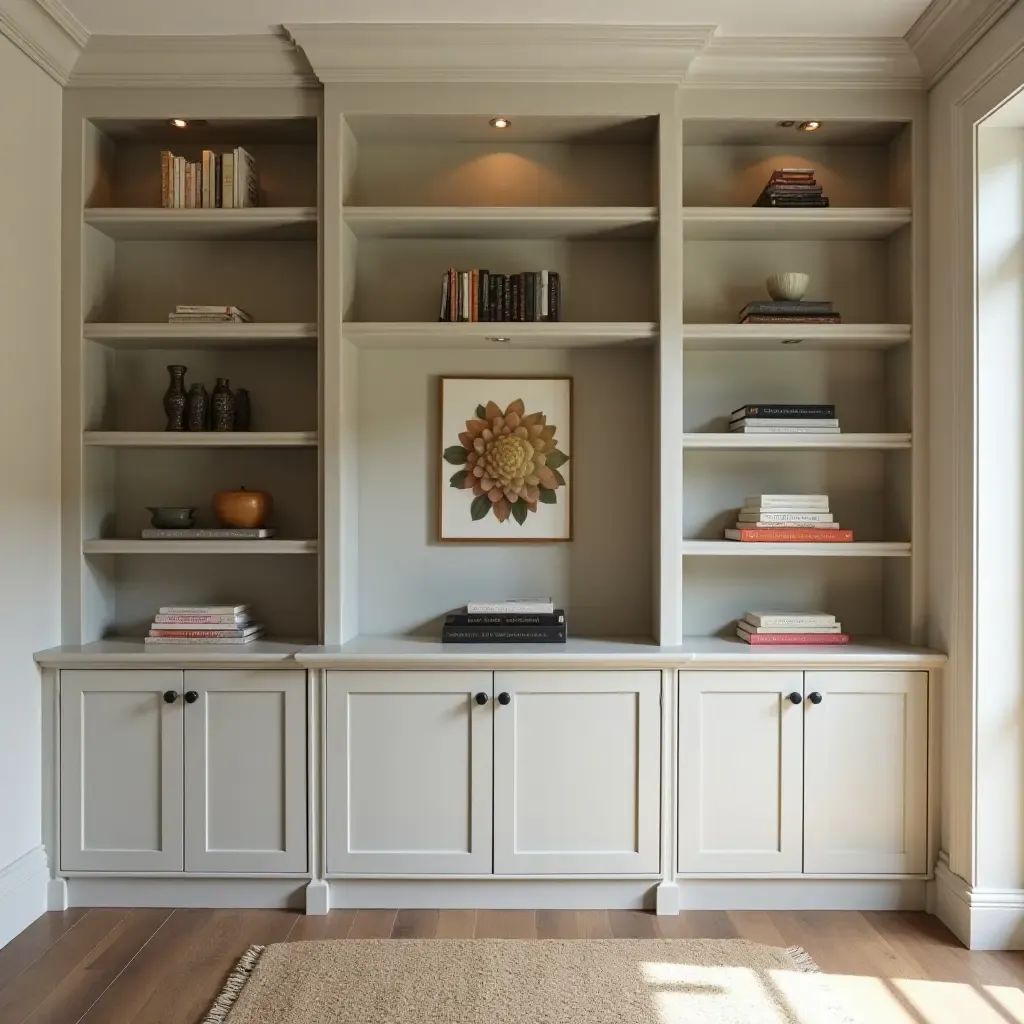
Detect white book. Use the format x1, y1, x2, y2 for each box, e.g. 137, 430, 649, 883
738, 622, 842, 634
744, 495, 829, 507
730, 417, 839, 428
730, 425, 841, 434
466, 599, 555, 614
739, 511, 833, 523
149, 623, 263, 637
145, 632, 264, 645
541, 269, 549, 319
154, 613, 250, 625
744, 611, 836, 627
736, 521, 839, 530
158, 604, 250, 614
223, 151, 234, 209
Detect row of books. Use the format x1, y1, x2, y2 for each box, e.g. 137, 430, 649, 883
439, 269, 561, 323
728, 404, 840, 435
145, 604, 265, 644
167, 304, 253, 324
442, 599, 566, 644
724, 494, 853, 543
738, 300, 841, 325
141, 529, 275, 540
160, 148, 258, 209
736, 610, 849, 645
754, 168, 830, 209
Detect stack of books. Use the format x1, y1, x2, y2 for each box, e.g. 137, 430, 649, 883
145, 604, 265, 645
729, 404, 839, 434
736, 610, 849, 645
141, 528, 275, 540
725, 494, 853, 543
754, 167, 829, 208
439, 269, 560, 323
160, 148, 258, 209
738, 300, 840, 325
442, 599, 567, 644
168, 305, 252, 324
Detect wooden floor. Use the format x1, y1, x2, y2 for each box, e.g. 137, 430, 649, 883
2, 908, 1024, 1023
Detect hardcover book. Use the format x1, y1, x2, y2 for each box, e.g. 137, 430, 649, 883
724, 528, 853, 542
731, 404, 835, 419
744, 611, 836, 627
141, 528, 275, 539
737, 631, 850, 645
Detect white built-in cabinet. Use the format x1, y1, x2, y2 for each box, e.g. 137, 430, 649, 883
324, 670, 662, 876
60, 669, 307, 873
678, 670, 927, 876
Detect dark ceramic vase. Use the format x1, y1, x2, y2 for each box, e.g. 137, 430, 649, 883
234, 388, 251, 431
186, 383, 209, 431
163, 365, 187, 431
211, 377, 235, 431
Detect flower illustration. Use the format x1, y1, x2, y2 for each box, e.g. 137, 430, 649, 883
443, 398, 569, 525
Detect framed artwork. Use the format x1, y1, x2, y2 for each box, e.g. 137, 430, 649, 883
439, 376, 572, 542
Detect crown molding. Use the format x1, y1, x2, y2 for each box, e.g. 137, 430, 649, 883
907, 0, 1016, 87
286, 23, 716, 84
688, 36, 922, 89
69, 33, 318, 88
0, 0, 87, 84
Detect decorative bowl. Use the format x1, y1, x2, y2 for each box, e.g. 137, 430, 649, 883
213, 487, 272, 529
146, 506, 196, 529
766, 273, 810, 301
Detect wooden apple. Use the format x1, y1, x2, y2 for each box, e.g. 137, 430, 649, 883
214, 486, 272, 529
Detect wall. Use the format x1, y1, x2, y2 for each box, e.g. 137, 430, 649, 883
0, 34, 62, 943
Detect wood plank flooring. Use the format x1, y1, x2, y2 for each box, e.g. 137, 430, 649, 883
2, 908, 1023, 1023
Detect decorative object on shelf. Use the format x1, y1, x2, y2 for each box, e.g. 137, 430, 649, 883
439, 268, 560, 323
754, 167, 829, 208
736, 610, 849, 645
729, 404, 839, 435
440, 378, 572, 541
724, 494, 853, 542
146, 506, 196, 529
146, 603, 264, 644
168, 305, 252, 324
214, 486, 272, 529
234, 388, 251, 431
211, 378, 235, 431
442, 604, 567, 644
766, 273, 809, 301
162, 364, 188, 430
160, 148, 257, 210
186, 383, 209, 431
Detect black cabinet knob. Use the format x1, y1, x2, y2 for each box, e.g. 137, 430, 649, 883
808, 691, 823, 705
787, 692, 803, 705
162, 690, 178, 703
475, 692, 489, 705
184, 690, 199, 704
497, 692, 511, 706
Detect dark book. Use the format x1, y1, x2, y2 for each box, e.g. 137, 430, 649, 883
446, 611, 566, 628
755, 196, 830, 208
518, 273, 527, 322
479, 269, 490, 322
549, 271, 560, 322
730, 404, 836, 419
487, 275, 497, 321
442, 628, 567, 644
215, 154, 223, 208
526, 272, 535, 322
741, 314, 842, 324
439, 271, 449, 322
450, 268, 457, 323
764, 184, 823, 193
510, 275, 520, 322
739, 300, 833, 318
502, 275, 511, 322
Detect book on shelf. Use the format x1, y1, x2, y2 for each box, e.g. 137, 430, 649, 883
154, 612, 251, 625
466, 599, 554, 614
145, 632, 266, 645
149, 625, 264, 640
737, 521, 840, 529
724, 528, 853, 542
739, 623, 843, 634
738, 303, 834, 320
745, 494, 829, 507
731, 404, 835, 419
446, 611, 565, 627
730, 416, 839, 427
737, 511, 834, 523
439, 269, 560, 323
741, 315, 842, 324
141, 528, 276, 539
442, 628, 567, 644
160, 148, 258, 210
158, 603, 250, 614
736, 630, 850, 645
744, 611, 836, 628
173, 305, 253, 319
730, 424, 841, 434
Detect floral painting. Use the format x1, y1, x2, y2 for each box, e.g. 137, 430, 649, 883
439, 377, 572, 541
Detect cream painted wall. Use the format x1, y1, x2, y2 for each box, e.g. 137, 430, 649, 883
0, 36, 62, 876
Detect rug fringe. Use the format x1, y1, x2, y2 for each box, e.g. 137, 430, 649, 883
201, 944, 266, 1024
785, 945, 821, 973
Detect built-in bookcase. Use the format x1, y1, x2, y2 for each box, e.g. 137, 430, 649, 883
67, 97, 321, 643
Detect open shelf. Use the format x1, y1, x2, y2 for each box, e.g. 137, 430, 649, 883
343, 321, 658, 349
83, 539, 318, 555
683, 323, 910, 351
683, 433, 911, 450
84, 322, 318, 350
682, 541, 911, 557
343, 206, 658, 240
84, 207, 318, 241
83, 431, 318, 448
682, 207, 911, 241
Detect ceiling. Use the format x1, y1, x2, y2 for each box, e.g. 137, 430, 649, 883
62, 0, 934, 39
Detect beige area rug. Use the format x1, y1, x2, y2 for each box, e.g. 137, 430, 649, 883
202, 938, 857, 1024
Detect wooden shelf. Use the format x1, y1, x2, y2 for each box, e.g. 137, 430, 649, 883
84, 207, 318, 241
682, 541, 911, 557
682, 207, 911, 241
683, 323, 910, 351
343, 321, 658, 349
83, 539, 318, 555
84, 322, 318, 350
683, 433, 911, 450
343, 206, 658, 240
83, 431, 318, 448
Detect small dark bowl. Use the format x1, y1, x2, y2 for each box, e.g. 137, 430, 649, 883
146, 506, 196, 529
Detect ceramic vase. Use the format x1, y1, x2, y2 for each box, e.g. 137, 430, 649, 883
163, 365, 187, 431
211, 378, 235, 431
766, 273, 810, 301
234, 388, 251, 431
186, 383, 209, 431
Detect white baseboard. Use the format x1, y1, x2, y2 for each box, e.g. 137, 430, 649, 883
677, 877, 927, 911
934, 853, 1024, 949
66, 877, 308, 910
0, 846, 48, 948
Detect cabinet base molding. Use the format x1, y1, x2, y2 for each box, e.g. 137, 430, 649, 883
933, 853, 1024, 949
676, 877, 927, 911
656, 881, 681, 916
0, 846, 48, 948
327, 879, 657, 911
64, 877, 310, 910
47, 877, 67, 912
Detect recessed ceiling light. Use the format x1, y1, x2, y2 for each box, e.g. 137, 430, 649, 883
489, 117, 511, 130
776, 121, 796, 128
170, 119, 188, 128
797, 121, 822, 132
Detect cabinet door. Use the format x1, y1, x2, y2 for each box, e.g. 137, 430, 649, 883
325, 671, 493, 874
804, 671, 928, 874
60, 670, 184, 872
678, 671, 804, 873
493, 671, 660, 875
184, 670, 307, 873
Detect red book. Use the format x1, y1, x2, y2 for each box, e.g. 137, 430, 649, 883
725, 528, 853, 542
739, 632, 850, 645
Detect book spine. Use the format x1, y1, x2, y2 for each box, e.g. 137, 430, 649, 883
518, 273, 526, 322
466, 602, 554, 614
740, 624, 841, 634
215, 153, 222, 208
733, 405, 835, 418
442, 631, 567, 643
448, 614, 565, 627
738, 513, 833, 523
145, 635, 264, 645
510, 276, 520, 322
161, 152, 170, 208
471, 269, 478, 322
159, 605, 248, 614
502, 276, 511, 322
149, 629, 256, 639
462, 271, 470, 322
741, 316, 841, 324
739, 632, 850, 645
480, 270, 489, 322
728, 529, 853, 542
155, 615, 249, 625
526, 272, 535, 322
549, 272, 560, 322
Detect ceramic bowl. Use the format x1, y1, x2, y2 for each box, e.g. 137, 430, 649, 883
146, 506, 196, 529
766, 272, 810, 301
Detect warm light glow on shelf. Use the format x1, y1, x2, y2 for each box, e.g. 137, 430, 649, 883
170, 119, 188, 128
488, 116, 511, 129
798, 121, 822, 132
